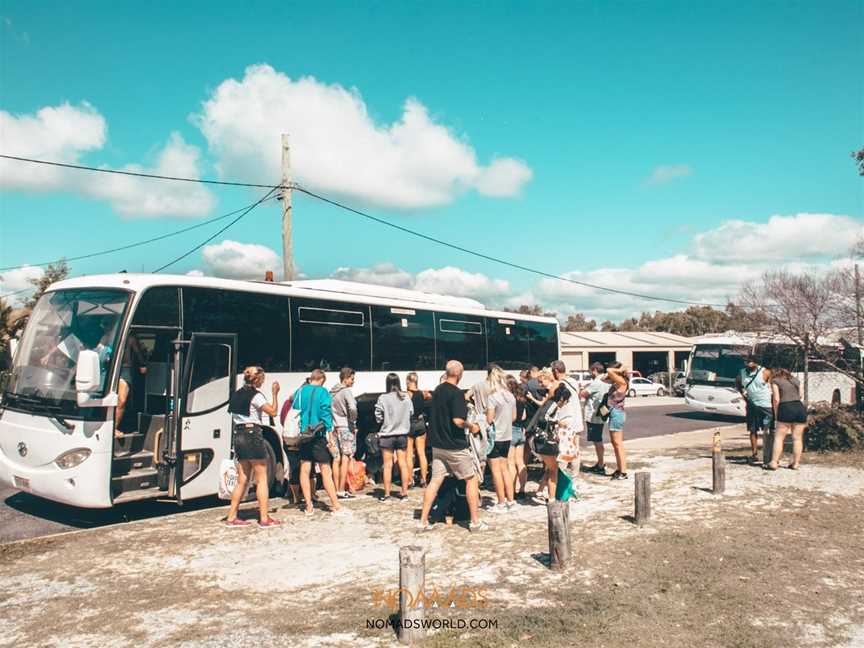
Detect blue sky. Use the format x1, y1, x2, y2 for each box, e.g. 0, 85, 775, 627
1, 1, 862, 321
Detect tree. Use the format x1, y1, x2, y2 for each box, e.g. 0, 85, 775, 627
504, 304, 557, 318
853, 147, 864, 176
25, 259, 69, 311
600, 320, 617, 332
739, 269, 863, 398
562, 313, 597, 332
2, 259, 70, 343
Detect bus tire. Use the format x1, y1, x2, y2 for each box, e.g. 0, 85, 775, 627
831, 389, 841, 406
627, 388, 637, 398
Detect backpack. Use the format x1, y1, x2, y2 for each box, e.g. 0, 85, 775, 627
282, 388, 302, 446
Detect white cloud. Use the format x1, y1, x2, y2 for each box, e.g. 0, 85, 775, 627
193, 64, 533, 209
331, 262, 413, 288
693, 213, 864, 262
201, 240, 282, 280
414, 266, 510, 298
0, 103, 214, 218
326, 262, 511, 300
645, 164, 692, 186
0, 102, 106, 189
85, 133, 215, 218
0, 266, 42, 306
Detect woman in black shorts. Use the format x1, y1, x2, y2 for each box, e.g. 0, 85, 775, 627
767, 368, 808, 470
405, 372, 431, 487
485, 366, 516, 513
225, 366, 280, 528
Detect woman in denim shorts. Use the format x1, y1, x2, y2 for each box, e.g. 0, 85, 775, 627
506, 377, 528, 499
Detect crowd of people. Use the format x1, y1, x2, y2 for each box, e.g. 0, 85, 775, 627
224, 353, 809, 529
737, 355, 808, 471
223, 357, 645, 530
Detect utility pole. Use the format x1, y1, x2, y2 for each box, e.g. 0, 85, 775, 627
855, 263, 862, 346
280, 133, 295, 281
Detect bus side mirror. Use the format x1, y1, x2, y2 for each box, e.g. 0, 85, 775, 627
75, 350, 102, 394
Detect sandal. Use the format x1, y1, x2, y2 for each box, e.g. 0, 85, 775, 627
763, 463, 779, 471
788, 464, 800, 471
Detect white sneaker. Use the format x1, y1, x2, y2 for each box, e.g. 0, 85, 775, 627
488, 503, 509, 514
469, 520, 489, 533
505, 500, 516, 510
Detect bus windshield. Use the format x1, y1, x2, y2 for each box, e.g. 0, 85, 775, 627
4, 289, 130, 414
688, 344, 749, 387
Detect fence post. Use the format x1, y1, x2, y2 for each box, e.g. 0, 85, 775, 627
712, 429, 725, 495
547, 499, 571, 570
398, 545, 426, 645
634, 472, 651, 525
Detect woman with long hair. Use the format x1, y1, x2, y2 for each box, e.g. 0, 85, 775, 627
405, 372, 431, 488
605, 362, 629, 480
767, 367, 807, 470
374, 373, 414, 501
485, 366, 517, 512
507, 377, 528, 499
225, 366, 281, 527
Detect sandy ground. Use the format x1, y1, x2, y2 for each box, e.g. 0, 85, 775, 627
1, 424, 863, 648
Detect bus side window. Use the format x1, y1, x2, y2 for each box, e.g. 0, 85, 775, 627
371, 306, 435, 371
292, 298, 371, 372
436, 314, 485, 370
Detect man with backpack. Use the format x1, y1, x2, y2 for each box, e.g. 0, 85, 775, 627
738, 355, 773, 464
581, 362, 609, 475
294, 369, 343, 516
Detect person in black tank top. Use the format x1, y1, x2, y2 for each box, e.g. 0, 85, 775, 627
224, 366, 281, 528
406, 372, 431, 487
766, 368, 807, 470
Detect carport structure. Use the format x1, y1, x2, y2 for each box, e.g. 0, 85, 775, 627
559, 331, 693, 377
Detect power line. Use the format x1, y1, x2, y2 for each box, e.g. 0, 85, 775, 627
0, 196, 279, 273
294, 185, 726, 308
0, 286, 34, 301
0, 154, 724, 307
0, 154, 287, 190
152, 188, 279, 273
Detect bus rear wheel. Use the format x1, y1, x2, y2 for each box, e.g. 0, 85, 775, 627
831, 389, 841, 406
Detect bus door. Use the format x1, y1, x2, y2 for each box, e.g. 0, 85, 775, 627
175, 333, 237, 503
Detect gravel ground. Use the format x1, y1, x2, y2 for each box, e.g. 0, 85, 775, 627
1, 425, 862, 648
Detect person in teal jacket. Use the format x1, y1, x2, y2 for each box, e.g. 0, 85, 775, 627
294, 369, 342, 516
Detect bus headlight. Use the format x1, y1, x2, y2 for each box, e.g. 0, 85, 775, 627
55, 448, 91, 469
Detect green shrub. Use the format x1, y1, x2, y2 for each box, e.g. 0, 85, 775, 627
805, 404, 864, 451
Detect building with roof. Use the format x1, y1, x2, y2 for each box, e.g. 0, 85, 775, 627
559, 330, 694, 377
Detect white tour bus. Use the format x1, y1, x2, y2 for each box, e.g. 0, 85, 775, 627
684, 333, 859, 417
0, 274, 559, 508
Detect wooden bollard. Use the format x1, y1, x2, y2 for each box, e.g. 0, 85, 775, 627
712, 429, 725, 495
547, 498, 571, 571
398, 545, 426, 645
634, 472, 651, 526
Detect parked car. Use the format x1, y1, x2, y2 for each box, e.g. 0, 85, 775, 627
627, 376, 668, 397
568, 371, 593, 389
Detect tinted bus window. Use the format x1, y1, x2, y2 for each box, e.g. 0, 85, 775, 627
371, 306, 435, 371
524, 321, 558, 367
182, 288, 291, 372
292, 298, 371, 372
132, 287, 180, 327
436, 313, 485, 370
486, 317, 531, 369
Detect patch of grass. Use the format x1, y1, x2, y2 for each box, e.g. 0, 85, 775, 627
414, 492, 864, 648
